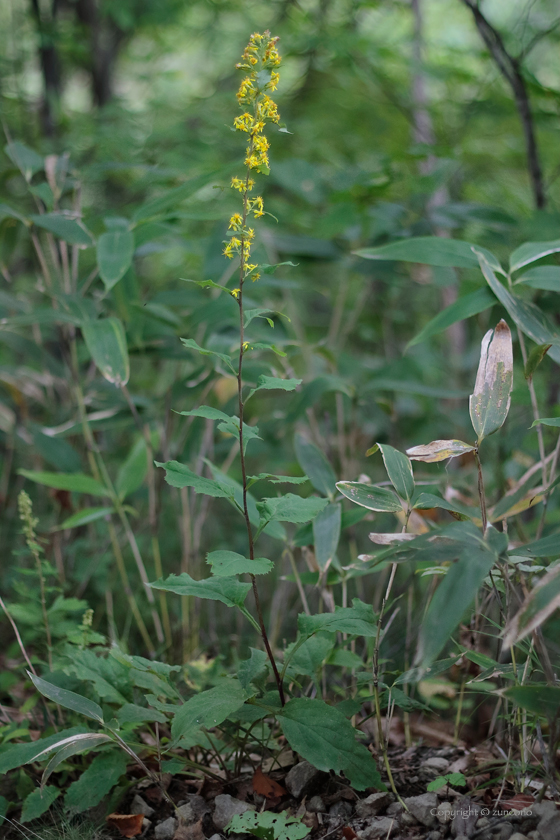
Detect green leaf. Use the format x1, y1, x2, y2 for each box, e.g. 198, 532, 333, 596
97, 230, 135, 290
82, 318, 129, 386
171, 679, 247, 746
514, 265, 560, 292
149, 573, 251, 609
246, 375, 302, 401
258, 261, 298, 274
295, 434, 337, 498
41, 734, 114, 787
18, 469, 110, 497
0, 795, 8, 826
116, 704, 167, 725
503, 685, 560, 719
0, 728, 85, 774
257, 494, 328, 524
469, 320, 513, 444
509, 533, 560, 557
227, 810, 311, 840
427, 772, 466, 792
180, 338, 236, 374
29, 673, 104, 723
280, 698, 385, 791
238, 648, 269, 691
208, 464, 286, 542
313, 503, 341, 570
298, 599, 377, 637
355, 237, 501, 270
155, 461, 234, 498
406, 440, 476, 463
370, 443, 414, 502
206, 550, 273, 576
525, 343, 552, 381
476, 250, 560, 364
248, 473, 309, 487
30, 213, 93, 247
509, 239, 560, 273
116, 438, 148, 500
503, 562, 560, 647
408, 288, 495, 347
64, 751, 128, 813
5, 141, 44, 180
285, 635, 334, 678
531, 417, 560, 428
21, 786, 60, 823
413, 493, 470, 518
179, 407, 260, 453
336, 482, 403, 512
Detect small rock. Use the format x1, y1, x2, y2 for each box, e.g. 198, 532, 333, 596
355, 792, 395, 818
478, 818, 491, 829
401, 813, 419, 827
285, 761, 325, 799
404, 793, 438, 828
177, 796, 210, 825
422, 757, 451, 774
131, 794, 155, 818
155, 818, 178, 840
435, 801, 454, 825
213, 794, 255, 831
307, 796, 326, 813
535, 802, 560, 840
328, 800, 353, 818
451, 798, 480, 837
510, 834, 531, 840
494, 823, 514, 840
141, 819, 151, 837
386, 802, 403, 817
358, 817, 398, 839
207, 835, 223, 840
427, 833, 442, 840
527, 833, 542, 840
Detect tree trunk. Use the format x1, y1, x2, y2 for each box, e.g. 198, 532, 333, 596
30, 0, 61, 136
75, 0, 124, 107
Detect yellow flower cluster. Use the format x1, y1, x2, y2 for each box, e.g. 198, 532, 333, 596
224, 31, 281, 280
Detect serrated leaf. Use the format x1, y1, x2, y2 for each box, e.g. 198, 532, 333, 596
238, 648, 269, 691
247, 375, 302, 402
30, 213, 93, 247
408, 288, 495, 347
469, 320, 513, 444
155, 461, 234, 498
294, 434, 336, 498
336, 481, 403, 512
18, 470, 110, 497
355, 237, 502, 270
227, 810, 310, 840
149, 573, 251, 609
171, 679, 247, 746
257, 494, 328, 524
406, 440, 476, 463
371, 443, 414, 502
21, 786, 60, 823
179, 406, 260, 453
29, 673, 104, 722
97, 230, 134, 290
206, 550, 273, 576
181, 338, 236, 373
82, 318, 129, 386
64, 751, 128, 812
280, 697, 385, 791
248, 473, 309, 487
298, 599, 377, 637
313, 502, 341, 569
509, 239, 560, 273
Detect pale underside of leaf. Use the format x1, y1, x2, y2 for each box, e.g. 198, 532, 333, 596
368, 533, 416, 545
469, 320, 513, 443
406, 440, 476, 463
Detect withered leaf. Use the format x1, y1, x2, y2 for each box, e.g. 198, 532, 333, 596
469, 319, 513, 444
406, 440, 476, 463
106, 813, 145, 838
252, 766, 286, 798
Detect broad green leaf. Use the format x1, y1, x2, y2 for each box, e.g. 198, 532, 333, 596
413, 493, 471, 518
206, 550, 273, 576
298, 599, 377, 637
238, 648, 269, 691
469, 320, 513, 444
82, 318, 129, 386
181, 338, 236, 374
257, 494, 328, 524
408, 288, 495, 347
355, 237, 502, 270
414, 535, 499, 668
280, 698, 385, 791
285, 634, 334, 679
514, 265, 560, 292
248, 473, 309, 487
97, 230, 135, 290
180, 406, 230, 422
531, 417, 560, 428
5, 141, 44, 180
18, 469, 110, 497
132, 172, 224, 221
525, 343, 552, 380
155, 461, 234, 498
246, 375, 302, 401
149, 573, 251, 609
0, 795, 8, 826
258, 261, 298, 274
336, 481, 403, 512
503, 685, 560, 719
509, 533, 560, 557
171, 679, 247, 746
64, 751, 128, 813
0, 728, 85, 774
227, 810, 310, 840
116, 704, 167, 725
313, 502, 341, 569
509, 239, 560, 273
0, 201, 28, 224
370, 443, 414, 502
41, 734, 113, 788
476, 251, 560, 364
294, 434, 336, 498
32, 429, 81, 473
116, 438, 148, 499
30, 213, 93, 247
29, 673, 104, 723
503, 562, 560, 647
20, 787, 60, 823
406, 440, 476, 463
208, 464, 286, 541
179, 406, 260, 452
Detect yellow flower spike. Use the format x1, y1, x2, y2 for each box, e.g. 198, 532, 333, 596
229, 213, 243, 230
252, 272, 261, 282
231, 177, 244, 192
231, 288, 240, 298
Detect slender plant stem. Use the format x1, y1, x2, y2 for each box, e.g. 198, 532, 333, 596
474, 449, 487, 535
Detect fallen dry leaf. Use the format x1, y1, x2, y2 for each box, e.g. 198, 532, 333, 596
173, 817, 206, 840
252, 767, 286, 798
342, 827, 358, 840
497, 793, 535, 811
106, 813, 144, 838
